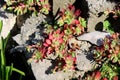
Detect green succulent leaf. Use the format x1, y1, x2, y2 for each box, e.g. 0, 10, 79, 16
76, 27, 81, 35
79, 17, 86, 28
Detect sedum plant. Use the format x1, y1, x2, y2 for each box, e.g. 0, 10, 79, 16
4, 0, 50, 15
28, 4, 86, 72
0, 20, 25, 80
94, 33, 120, 64
85, 33, 120, 80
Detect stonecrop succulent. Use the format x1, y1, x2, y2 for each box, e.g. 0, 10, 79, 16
5, 0, 50, 15
28, 4, 86, 72
85, 33, 120, 80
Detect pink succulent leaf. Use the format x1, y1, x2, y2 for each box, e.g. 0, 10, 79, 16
49, 34, 53, 40
40, 0, 44, 2
46, 39, 52, 45
43, 43, 49, 47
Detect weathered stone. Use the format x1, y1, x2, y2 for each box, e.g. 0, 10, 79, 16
86, 0, 116, 31
13, 13, 46, 45
0, 8, 16, 38
77, 31, 110, 46
53, 0, 75, 15
31, 59, 81, 80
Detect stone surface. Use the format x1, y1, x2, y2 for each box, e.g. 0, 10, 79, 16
31, 59, 81, 80
0, 8, 16, 38
30, 37, 94, 80
13, 13, 46, 45
86, 0, 116, 32
77, 31, 110, 46
69, 38, 95, 76
53, 0, 75, 15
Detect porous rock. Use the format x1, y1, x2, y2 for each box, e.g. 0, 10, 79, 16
53, 0, 75, 15
0, 8, 16, 38
77, 31, 110, 46
31, 59, 81, 80
86, 0, 116, 31
13, 13, 46, 45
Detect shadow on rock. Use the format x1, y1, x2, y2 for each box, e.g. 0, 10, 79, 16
95, 22, 103, 31
45, 60, 56, 74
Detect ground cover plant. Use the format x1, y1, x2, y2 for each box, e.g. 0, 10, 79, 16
3, 0, 120, 80
85, 33, 120, 80
85, 6, 120, 80
4, 0, 50, 15
28, 4, 86, 72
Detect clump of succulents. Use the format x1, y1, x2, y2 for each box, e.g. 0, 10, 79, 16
85, 33, 120, 80
28, 4, 86, 72
4, 0, 50, 15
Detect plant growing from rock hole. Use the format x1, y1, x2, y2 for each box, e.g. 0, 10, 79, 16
4, 0, 50, 15
28, 4, 86, 72
103, 20, 114, 34
85, 33, 120, 80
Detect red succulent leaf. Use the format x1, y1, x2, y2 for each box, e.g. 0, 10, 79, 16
94, 71, 101, 80
59, 9, 65, 16
59, 38, 64, 44
42, 47, 47, 54
74, 9, 81, 17
64, 24, 69, 29
56, 28, 61, 34
102, 78, 108, 80
73, 19, 80, 25
113, 76, 118, 80
47, 47, 53, 54
68, 4, 75, 11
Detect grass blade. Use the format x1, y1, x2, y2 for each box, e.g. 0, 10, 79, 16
12, 68, 25, 76
0, 20, 3, 34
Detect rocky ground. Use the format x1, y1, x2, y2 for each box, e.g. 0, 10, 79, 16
0, 0, 119, 80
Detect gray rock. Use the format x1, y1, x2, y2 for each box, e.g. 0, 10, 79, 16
13, 13, 46, 45
0, 8, 16, 38
31, 59, 81, 80
86, 0, 116, 31
53, 0, 75, 15
77, 31, 110, 46
76, 51, 95, 77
